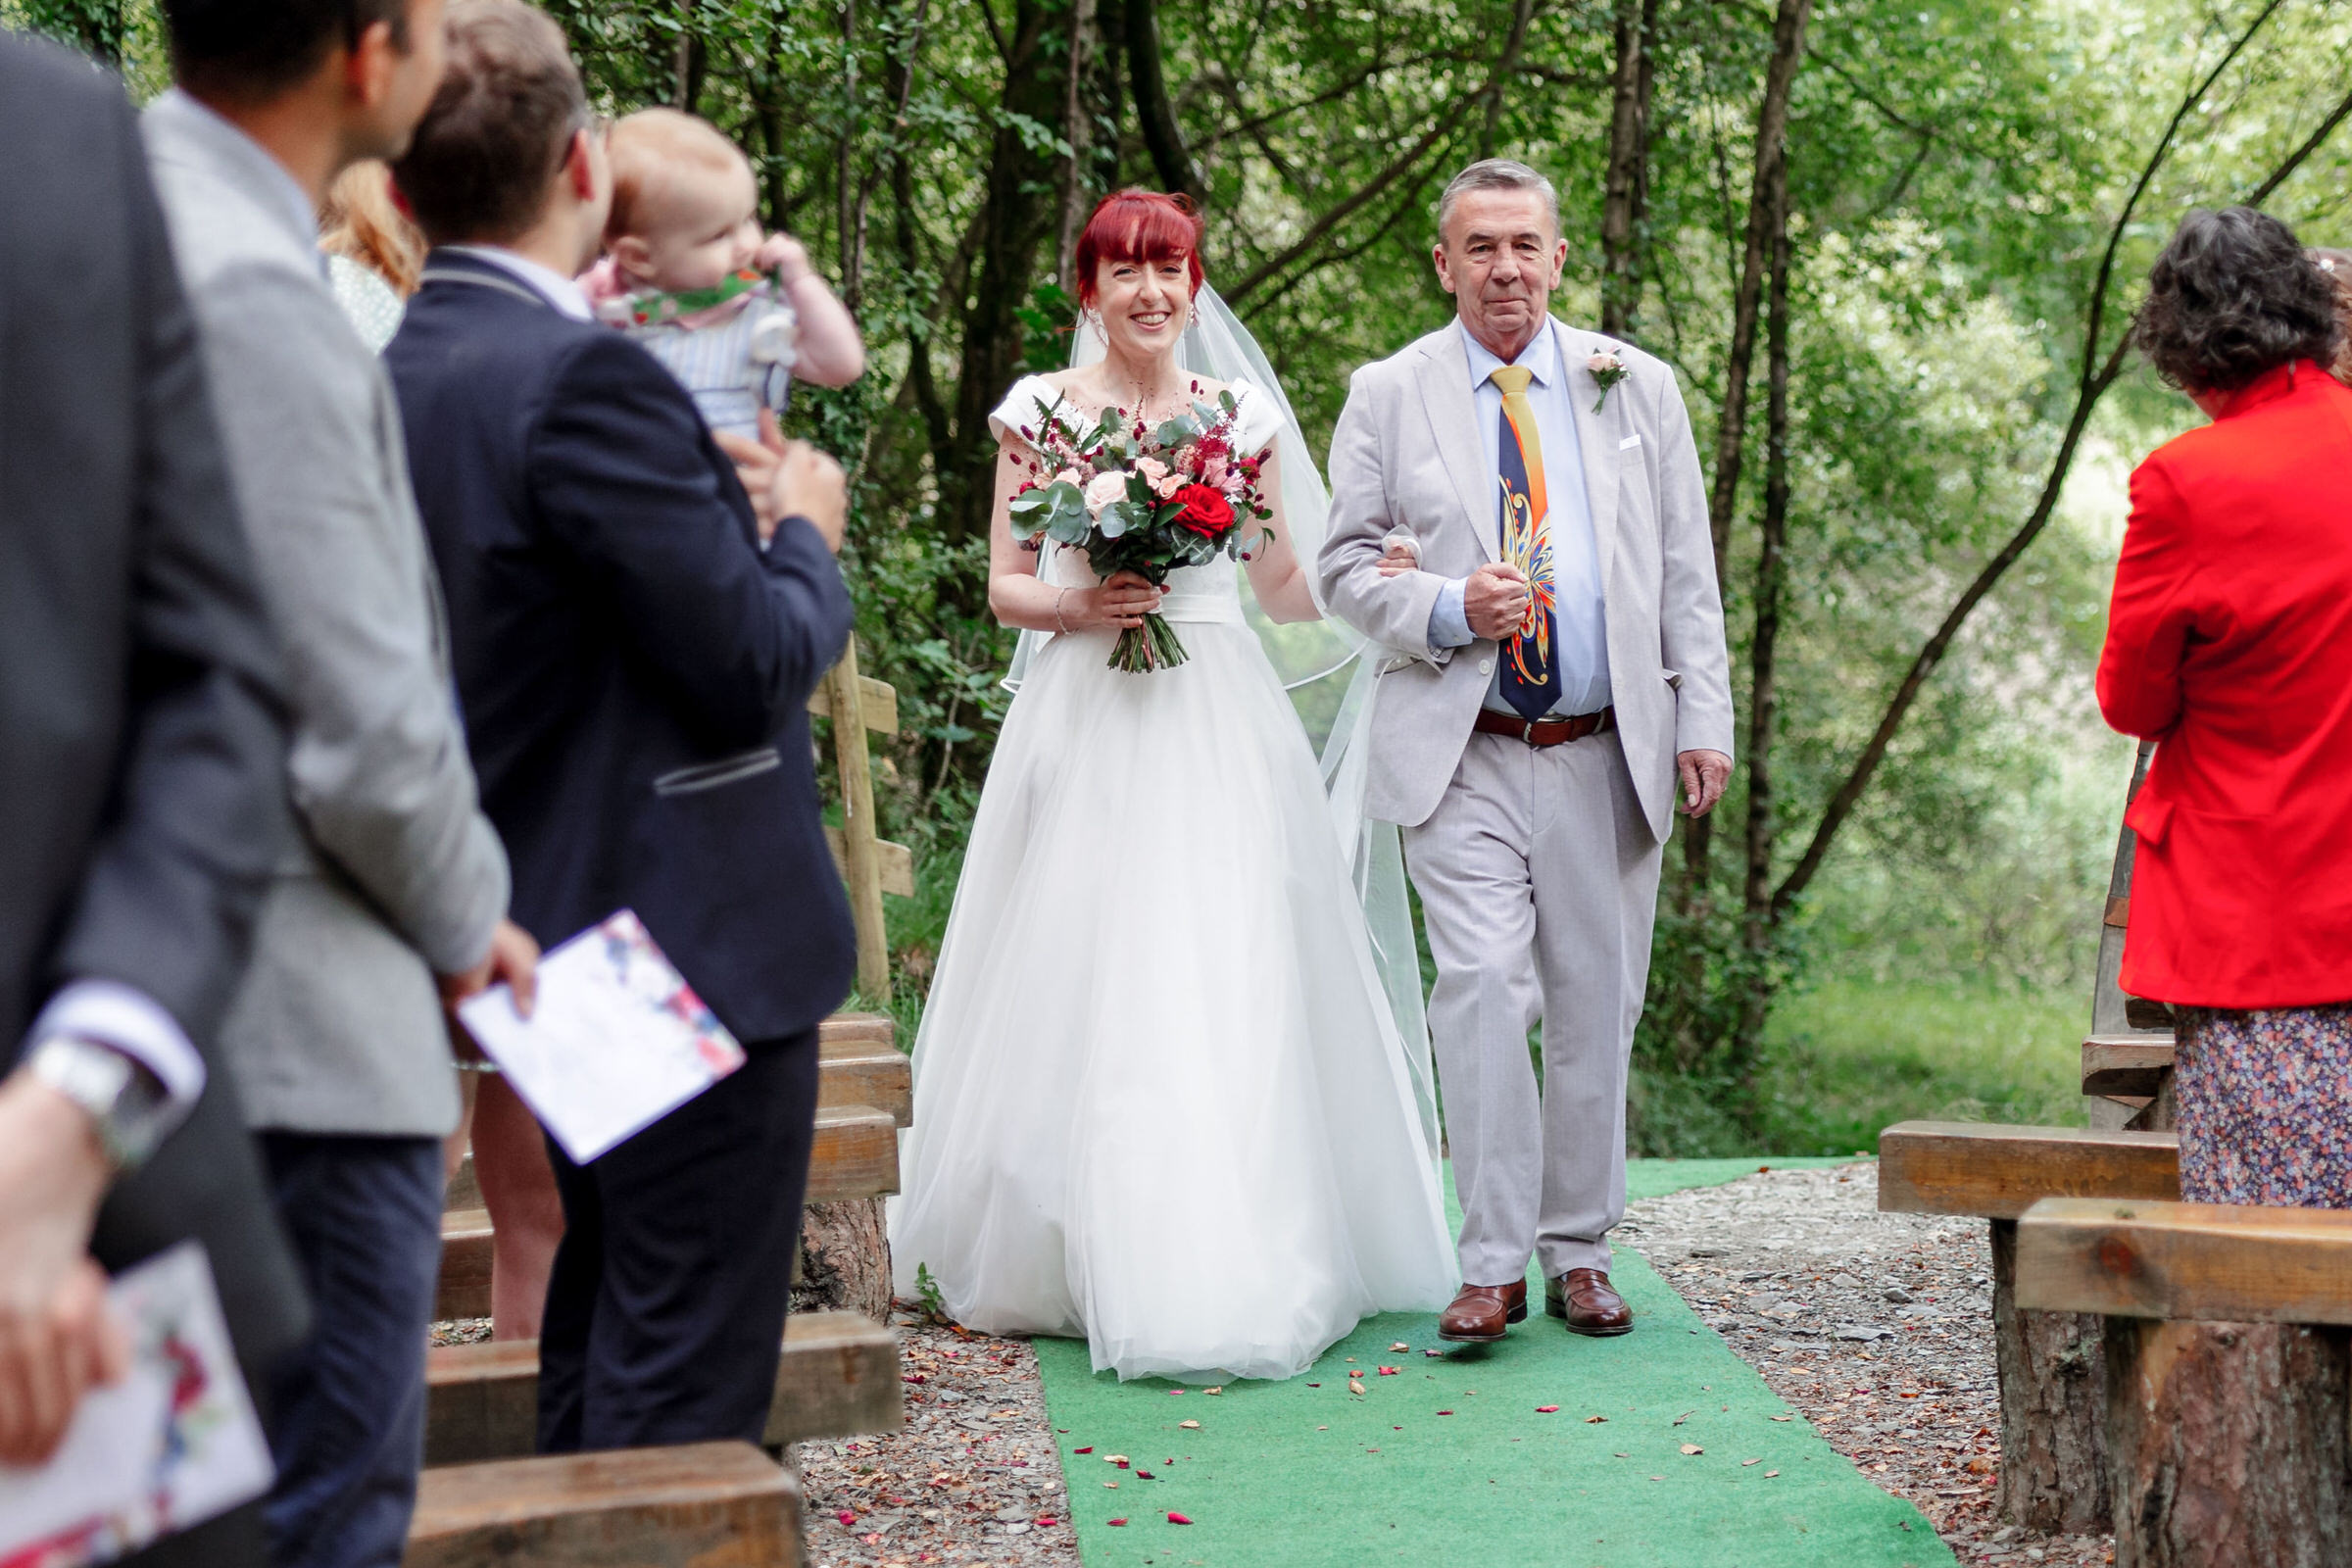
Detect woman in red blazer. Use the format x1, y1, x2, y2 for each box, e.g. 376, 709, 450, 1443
2099, 207, 2352, 1207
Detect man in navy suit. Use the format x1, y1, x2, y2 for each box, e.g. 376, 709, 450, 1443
384, 0, 856, 1450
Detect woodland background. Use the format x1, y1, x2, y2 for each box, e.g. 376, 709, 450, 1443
19, 0, 2352, 1152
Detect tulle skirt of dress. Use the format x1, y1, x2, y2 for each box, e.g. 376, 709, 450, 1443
890, 616, 1457, 1382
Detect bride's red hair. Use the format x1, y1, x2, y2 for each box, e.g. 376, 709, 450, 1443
1073, 189, 1204, 308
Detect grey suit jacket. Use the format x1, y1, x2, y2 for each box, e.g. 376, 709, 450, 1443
1319, 318, 1735, 840
144, 91, 507, 1138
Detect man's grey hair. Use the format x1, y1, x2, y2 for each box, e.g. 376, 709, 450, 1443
1437, 159, 1561, 245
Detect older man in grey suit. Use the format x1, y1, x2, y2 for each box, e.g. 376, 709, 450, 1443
1320, 159, 1734, 1345
143, 1, 536, 1561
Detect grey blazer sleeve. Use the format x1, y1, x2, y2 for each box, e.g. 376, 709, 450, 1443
1648, 368, 1736, 759
50, 106, 292, 1040
194, 265, 507, 977
1317, 368, 1450, 665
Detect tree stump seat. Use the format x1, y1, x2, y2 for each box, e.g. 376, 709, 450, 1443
405, 1441, 800, 1567
1878, 1120, 2180, 1533
2015, 1197, 2352, 1568
424, 1310, 904, 1465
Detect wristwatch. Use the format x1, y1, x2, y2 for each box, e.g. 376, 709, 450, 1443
25, 1034, 172, 1171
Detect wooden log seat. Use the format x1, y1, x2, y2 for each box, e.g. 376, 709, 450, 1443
425, 1310, 903, 1466
2016, 1198, 2352, 1568
405, 1441, 799, 1567
1877, 1121, 2180, 1534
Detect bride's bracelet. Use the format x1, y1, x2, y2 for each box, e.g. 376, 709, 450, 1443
1054, 587, 1071, 635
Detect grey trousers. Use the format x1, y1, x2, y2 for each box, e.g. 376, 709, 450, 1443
1402, 729, 1664, 1287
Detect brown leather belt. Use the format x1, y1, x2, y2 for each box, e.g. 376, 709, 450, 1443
1472, 705, 1616, 748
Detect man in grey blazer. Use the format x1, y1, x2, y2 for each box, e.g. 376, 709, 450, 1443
1320, 160, 1734, 1344
144, 1, 535, 1561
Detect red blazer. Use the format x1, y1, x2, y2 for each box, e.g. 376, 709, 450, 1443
2098, 360, 2352, 1007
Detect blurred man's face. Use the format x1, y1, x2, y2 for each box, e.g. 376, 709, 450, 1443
349, 0, 449, 164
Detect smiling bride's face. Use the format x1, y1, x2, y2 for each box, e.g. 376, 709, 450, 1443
1092, 252, 1195, 366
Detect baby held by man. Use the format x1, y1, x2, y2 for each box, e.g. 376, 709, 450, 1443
584, 108, 864, 439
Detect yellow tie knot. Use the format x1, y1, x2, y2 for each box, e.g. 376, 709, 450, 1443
1488, 365, 1535, 397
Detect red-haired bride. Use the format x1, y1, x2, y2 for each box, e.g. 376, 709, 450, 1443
892, 191, 1455, 1381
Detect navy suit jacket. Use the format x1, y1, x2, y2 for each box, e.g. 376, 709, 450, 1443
386, 250, 856, 1043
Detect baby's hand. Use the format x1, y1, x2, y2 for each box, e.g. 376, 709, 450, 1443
759, 230, 811, 284
1377, 533, 1420, 577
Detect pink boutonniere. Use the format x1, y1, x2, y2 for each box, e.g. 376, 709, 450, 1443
1589, 350, 1631, 415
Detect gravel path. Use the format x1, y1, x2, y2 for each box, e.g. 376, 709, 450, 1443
798, 1319, 1080, 1568
783, 1162, 2121, 1567
1627, 1161, 2113, 1567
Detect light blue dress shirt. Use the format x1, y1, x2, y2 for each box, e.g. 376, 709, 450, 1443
1428, 318, 1612, 717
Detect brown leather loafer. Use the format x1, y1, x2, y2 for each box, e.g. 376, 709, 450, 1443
1437, 1280, 1528, 1343
1544, 1268, 1633, 1336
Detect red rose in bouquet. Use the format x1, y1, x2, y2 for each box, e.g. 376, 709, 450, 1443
1173, 483, 1236, 540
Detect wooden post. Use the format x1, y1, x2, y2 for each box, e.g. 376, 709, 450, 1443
1989, 1219, 2109, 1532
824, 639, 890, 1001
2103, 1317, 2352, 1568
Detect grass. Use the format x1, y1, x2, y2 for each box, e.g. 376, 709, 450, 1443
1751, 978, 2090, 1154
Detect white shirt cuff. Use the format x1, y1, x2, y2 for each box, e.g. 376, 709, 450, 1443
28, 980, 207, 1122
1427, 576, 1476, 649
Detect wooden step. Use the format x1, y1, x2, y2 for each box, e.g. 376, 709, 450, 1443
818, 1025, 909, 1128
808, 1102, 898, 1201
405, 1441, 798, 1567
436, 1103, 899, 1319
1878, 1120, 2180, 1219
2082, 1034, 2174, 1098
2016, 1196, 2352, 1325
424, 1310, 902, 1465
445, 1022, 904, 1213
437, 1208, 494, 1322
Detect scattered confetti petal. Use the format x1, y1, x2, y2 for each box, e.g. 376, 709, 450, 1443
835, 1511, 856, 1527
1178, 1419, 1200, 1430
1378, 1366, 1399, 1376
1104, 1482, 1118, 1489
1168, 1512, 1193, 1525
1583, 1414, 1604, 1423
1681, 1444, 1704, 1455
1770, 1415, 1792, 1423
1535, 1405, 1559, 1413
1424, 1348, 1444, 1358
1348, 1379, 1366, 1395
1204, 1387, 1222, 1396
1613, 1452, 1629, 1458
1074, 1446, 1094, 1454
1107, 1518, 1128, 1527
1742, 1458, 1762, 1467
1764, 1470, 1781, 1478
1391, 1342, 1410, 1352
1136, 1470, 1154, 1480
1036, 1517, 1057, 1526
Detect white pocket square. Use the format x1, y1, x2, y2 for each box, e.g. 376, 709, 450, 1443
1619, 433, 1642, 451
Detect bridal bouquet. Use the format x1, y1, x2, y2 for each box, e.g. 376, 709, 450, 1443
1006, 386, 1271, 673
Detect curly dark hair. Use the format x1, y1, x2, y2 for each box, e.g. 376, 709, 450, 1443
2135, 208, 2341, 393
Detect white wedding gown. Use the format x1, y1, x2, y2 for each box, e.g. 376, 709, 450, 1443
890, 376, 1456, 1383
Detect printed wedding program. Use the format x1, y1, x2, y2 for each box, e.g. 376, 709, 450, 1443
0, 1243, 271, 1568
458, 908, 747, 1163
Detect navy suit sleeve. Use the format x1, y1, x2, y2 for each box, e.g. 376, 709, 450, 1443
526, 333, 853, 748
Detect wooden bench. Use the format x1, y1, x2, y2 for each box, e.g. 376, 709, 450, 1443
405, 1441, 798, 1567
1878, 1120, 2180, 1533
425, 1310, 903, 1465
437, 1098, 901, 1320
2016, 1198, 2352, 1568
2082, 1034, 2174, 1099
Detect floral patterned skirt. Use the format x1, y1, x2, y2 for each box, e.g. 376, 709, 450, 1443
2173, 1003, 2352, 1207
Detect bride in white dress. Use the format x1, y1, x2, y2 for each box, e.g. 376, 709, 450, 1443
891, 190, 1455, 1382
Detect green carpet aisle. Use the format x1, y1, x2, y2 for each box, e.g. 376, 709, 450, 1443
1033, 1156, 1952, 1568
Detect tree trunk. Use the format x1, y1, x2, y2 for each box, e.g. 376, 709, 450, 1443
2104, 1315, 2352, 1568
1124, 0, 1204, 207
795, 1200, 894, 1320
1682, 0, 1810, 903
836, 0, 863, 309
1989, 1220, 2111, 1534
1597, 0, 1659, 340
1726, 154, 1791, 1084
938, 0, 1080, 551
1055, 0, 1102, 290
